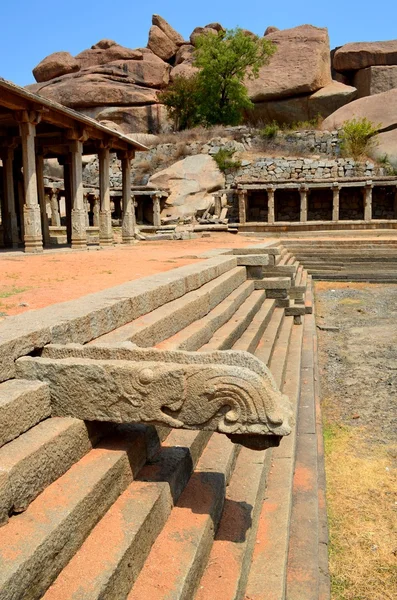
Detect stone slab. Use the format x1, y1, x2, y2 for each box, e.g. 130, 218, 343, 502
237, 255, 270, 266
254, 278, 291, 290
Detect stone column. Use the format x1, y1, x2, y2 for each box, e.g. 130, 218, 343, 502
98, 147, 113, 246
267, 187, 275, 224
214, 194, 222, 217
300, 187, 308, 223
2, 147, 19, 248
83, 193, 90, 228
332, 185, 340, 222
121, 154, 135, 244
50, 190, 61, 227
69, 140, 87, 248
36, 154, 51, 247
153, 194, 162, 228
93, 195, 100, 227
238, 190, 247, 224
18, 113, 43, 252
364, 182, 373, 222
394, 187, 397, 219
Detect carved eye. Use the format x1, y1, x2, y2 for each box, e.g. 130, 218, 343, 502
138, 368, 154, 385
225, 410, 239, 423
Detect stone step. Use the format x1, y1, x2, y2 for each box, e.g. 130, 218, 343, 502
254, 307, 285, 367
43, 429, 210, 600
0, 417, 104, 526
194, 445, 272, 600
199, 290, 267, 351
262, 264, 298, 278
0, 379, 51, 449
311, 273, 397, 282
245, 314, 305, 600
92, 267, 247, 347
0, 430, 149, 600
232, 299, 276, 354
157, 280, 254, 351
268, 316, 295, 390
127, 434, 239, 600
253, 277, 291, 291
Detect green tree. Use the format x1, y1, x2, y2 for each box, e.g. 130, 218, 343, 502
339, 117, 381, 160
158, 74, 201, 131
194, 28, 276, 126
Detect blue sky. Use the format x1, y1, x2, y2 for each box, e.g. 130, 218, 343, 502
1, 0, 396, 86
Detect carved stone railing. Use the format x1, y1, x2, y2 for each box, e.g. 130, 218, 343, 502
15, 342, 292, 451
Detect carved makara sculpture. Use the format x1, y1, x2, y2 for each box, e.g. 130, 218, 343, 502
16, 342, 293, 450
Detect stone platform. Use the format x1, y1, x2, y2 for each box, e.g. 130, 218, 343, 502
0, 241, 327, 600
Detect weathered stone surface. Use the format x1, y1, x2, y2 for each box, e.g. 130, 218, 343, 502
16, 345, 292, 443
36, 75, 158, 108
190, 26, 219, 46
76, 45, 143, 69
333, 40, 397, 72
371, 129, 397, 167
33, 51, 80, 83
264, 26, 280, 36
321, 87, 397, 131
354, 65, 397, 98
0, 379, 51, 448
152, 14, 185, 47
149, 155, 225, 217
309, 81, 357, 116
148, 25, 178, 61
175, 44, 195, 66
96, 105, 169, 134
101, 59, 171, 88
170, 62, 199, 81
91, 39, 118, 50
246, 25, 332, 102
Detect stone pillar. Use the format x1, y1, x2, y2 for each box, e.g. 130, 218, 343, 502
238, 190, 247, 224
93, 195, 100, 227
18, 113, 43, 252
98, 148, 113, 246
267, 187, 275, 224
153, 194, 162, 228
83, 194, 90, 228
214, 194, 222, 217
2, 147, 19, 248
332, 185, 340, 222
69, 140, 87, 248
121, 155, 135, 244
300, 187, 308, 223
364, 182, 373, 222
394, 187, 397, 219
50, 190, 61, 227
36, 154, 51, 247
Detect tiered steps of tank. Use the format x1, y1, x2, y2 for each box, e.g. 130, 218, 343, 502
0, 251, 325, 600
282, 239, 397, 282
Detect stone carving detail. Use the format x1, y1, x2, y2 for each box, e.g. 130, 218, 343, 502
16, 343, 292, 450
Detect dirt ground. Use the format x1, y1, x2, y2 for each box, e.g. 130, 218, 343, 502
315, 282, 397, 600
315, 282, 397, 446
0, 233, 262, 319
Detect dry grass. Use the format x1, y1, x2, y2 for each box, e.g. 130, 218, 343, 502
323, 419, 397, 600
152, 125, 233, 147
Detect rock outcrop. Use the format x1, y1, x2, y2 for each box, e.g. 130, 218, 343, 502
29, 16, 360, 132
354, 66, 397, 98
148, 155, 225, 218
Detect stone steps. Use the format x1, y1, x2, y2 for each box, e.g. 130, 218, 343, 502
232, 298, 276, 353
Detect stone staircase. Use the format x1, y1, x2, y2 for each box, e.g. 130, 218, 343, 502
0, 243, 327, 600
281, 238, 397, 282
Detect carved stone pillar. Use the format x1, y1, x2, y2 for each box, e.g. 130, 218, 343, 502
238, 190, 247, 224
83, 194, 90, 228
98, 147, 113, 245
267, 187, 275, 224
69, 139, 87, 249
36, 154, 51, 247
332, 185, 340, 222
2, 146, 19, 248
121, 155, 135, 244
18, 112, 43, 252
300, 187, 308, 223
364, 182, 373, 222
214, 194, 222, 217
92, 195, 100, 227
50, 190, 61, 227
394, 187, 397, 219
153, 194, 162, 228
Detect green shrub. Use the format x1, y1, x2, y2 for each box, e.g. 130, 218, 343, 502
158, 75, 202, 131
339, 117, 380, 160
212, 148, 242, 172
260, 121, 279, 139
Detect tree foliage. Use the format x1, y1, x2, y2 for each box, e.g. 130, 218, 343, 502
160, 28, 276, 130
339, 117, 380, 160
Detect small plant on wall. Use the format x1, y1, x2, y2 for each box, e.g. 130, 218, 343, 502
339, 118, 380, 161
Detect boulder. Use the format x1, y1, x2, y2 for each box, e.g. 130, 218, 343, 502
102, 59, 171, 88
170, 63, 199, 81
203, 23, 225, 32
309, 81, 357, 116
264, 26, 279, 36
95, 105, 170, 134
333, 40, 397, 72
148, 25, 178, 61
354, 66, 397, 98
175, 44, 195, 66
190, 26, 219, 46
148, 155, 225, 218
91, 39, 117, 50
246, 25, 332, 102
321, 88, 397, 132
371, 129, 397, 168
33, 52, 80, 83
76, 45, 143, 69
36, 75, 158, 108
152, 14, 185, 46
